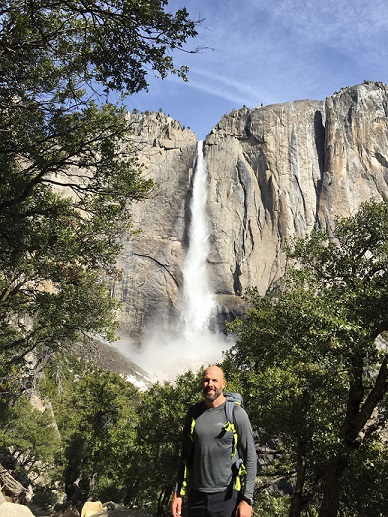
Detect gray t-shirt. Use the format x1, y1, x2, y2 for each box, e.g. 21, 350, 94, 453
178, 400, 256, 498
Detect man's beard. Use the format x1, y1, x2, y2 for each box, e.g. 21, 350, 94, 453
203, 387, 223, 401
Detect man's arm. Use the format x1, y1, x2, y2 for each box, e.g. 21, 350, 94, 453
235, 405, 257, 499
234, 406, 256, 516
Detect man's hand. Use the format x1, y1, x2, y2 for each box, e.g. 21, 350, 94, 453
171, 491, 183, 517
235, 499, 253, 517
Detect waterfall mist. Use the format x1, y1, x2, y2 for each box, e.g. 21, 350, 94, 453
115, 141, 232, 382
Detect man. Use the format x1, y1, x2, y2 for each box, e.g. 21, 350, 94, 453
171, 365, 257, 517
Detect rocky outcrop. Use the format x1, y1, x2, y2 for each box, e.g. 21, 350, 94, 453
318, 82, 388, 221
114, 82, 388, 344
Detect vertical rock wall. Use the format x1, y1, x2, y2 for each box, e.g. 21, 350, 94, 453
112, 112, 197, 338
115, 82, 388, 343
205, 100, 325, 306
319, 83, 388, 222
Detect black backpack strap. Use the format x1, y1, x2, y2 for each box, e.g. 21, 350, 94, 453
188, 402, 206, 432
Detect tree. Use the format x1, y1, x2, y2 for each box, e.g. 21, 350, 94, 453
0, 0, 200, 368
340, 434, 388, 516
49, 364, 202, 512
130, 370, 201, 515
56, 368, 142, 505
226, 200, 388, 516
0, 394, 61, 481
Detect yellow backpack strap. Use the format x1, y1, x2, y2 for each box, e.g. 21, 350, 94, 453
180, 465, 189, 496
234, 461, 247, 491
223, 421, 238, 458
223, 399, 247, 492
181, 415, 197, 496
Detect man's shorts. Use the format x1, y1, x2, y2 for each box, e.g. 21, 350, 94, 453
187, 488, 238, 517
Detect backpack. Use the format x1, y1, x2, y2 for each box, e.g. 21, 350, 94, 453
223, 391, 244, 424
180, 391, 247, 496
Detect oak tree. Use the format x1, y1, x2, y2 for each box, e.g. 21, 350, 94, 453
226, 201, 388, 516
0, 0, 199, 369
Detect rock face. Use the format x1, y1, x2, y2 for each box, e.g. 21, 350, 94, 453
114, 82, 388, 344
205, 99, 326, 301
112, 112, 197, 339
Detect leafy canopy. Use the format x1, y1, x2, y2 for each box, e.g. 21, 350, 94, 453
0, 0, 200, 367
226, 200, 388, 515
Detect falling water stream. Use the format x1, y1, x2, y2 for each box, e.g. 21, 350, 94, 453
180, 140, 216, 337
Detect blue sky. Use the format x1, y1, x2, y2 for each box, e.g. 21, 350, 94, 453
125, 0, 388, 140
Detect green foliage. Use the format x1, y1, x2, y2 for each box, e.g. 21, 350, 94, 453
0, 0, 199, 366
55, 368, 142, 503
31, 488, 58, 511
0, 103, 146, 365
0, 0, 198, 99
253, 493, 293, 517
2, 351, 259, 513
129, 370, 202, 513
0, 0, 197, 500
40, 357, 202, 511
340, 434, 388, 516
0, 3, 201, 507
0, 393, 61, 481
226, 200, 388, 515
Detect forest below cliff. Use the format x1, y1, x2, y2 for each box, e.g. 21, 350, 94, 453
1, 1, 388, 517
2, 201, 388, 517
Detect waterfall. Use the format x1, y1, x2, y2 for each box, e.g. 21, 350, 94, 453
120, 140, 232, 382
180, 140, 216, 337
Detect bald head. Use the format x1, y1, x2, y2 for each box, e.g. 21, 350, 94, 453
203, 365, 225, 381
201, 365, 226, 407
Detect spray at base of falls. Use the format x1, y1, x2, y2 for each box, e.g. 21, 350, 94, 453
119, 141, 233, 382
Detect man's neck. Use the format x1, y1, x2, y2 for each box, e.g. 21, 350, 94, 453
204, 393, 226, 409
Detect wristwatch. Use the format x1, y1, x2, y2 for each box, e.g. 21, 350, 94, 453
241, 495, 253, 506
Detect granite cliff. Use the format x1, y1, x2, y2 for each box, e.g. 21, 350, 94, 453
113, 82, 388, 345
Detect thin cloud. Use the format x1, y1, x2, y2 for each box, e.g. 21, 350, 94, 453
185, 68, 262, 106
268, 0, 388, 58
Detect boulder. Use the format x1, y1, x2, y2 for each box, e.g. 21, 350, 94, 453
0, 501, 35, 517
81, 501, 103, 517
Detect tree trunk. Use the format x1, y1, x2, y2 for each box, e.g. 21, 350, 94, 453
319, 355, 388, 516
319, 453, 348, 517
288, 441, 306, 517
